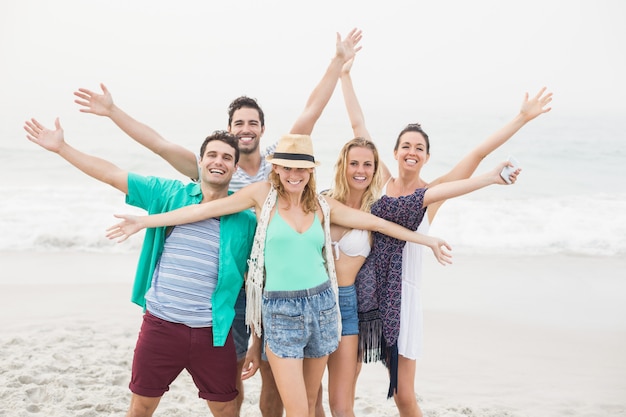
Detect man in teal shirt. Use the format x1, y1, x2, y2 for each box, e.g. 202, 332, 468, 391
24, 118, 257, 417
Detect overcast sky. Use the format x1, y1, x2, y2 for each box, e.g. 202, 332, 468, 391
2, 0, 625, 149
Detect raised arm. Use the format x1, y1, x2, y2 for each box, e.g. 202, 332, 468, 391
289, 28, 362, 135
24, 118, 128, 193
433, 87, 552, 187
422, 87, 551, 222
340, 57, 370, 140
106, 182, 268, 242
326, 197, 452, 265
340, 57, 391, 181
74, 83, 199, 179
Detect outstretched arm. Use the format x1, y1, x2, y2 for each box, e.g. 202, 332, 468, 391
23, 118, 128, 193
424, 87, 551, 221
433, 87, 552, 186
326, 197, 452, 265
74, 83, 199, 179
340, 57, 391, 181
106, 182, 268, 242
424, 160, 520, 207
289, 28, 362, 135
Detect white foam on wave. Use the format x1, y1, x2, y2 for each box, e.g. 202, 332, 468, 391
428, 193, 626, 257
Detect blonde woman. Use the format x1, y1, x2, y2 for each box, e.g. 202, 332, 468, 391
322, 137, 382, 417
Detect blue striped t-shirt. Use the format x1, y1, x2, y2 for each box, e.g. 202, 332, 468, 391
228, 142, 277, 191
145, 217, 220, 327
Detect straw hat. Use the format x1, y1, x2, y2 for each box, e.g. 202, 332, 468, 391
266, 134, 321, 168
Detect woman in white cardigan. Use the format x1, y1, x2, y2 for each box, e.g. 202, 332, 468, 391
106, 132, 454, 417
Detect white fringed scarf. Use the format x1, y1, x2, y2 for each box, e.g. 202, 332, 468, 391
245, 185, 340, 339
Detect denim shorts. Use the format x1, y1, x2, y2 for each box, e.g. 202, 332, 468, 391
262, 280, 339, 359
338, 284, 359, 336
231, 287, 250, 361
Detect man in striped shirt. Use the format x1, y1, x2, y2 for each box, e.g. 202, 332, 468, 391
23, 122, 257, 417
73, 29, 362, 417
73, 88, 281, 415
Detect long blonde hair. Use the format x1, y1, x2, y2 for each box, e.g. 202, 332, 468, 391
325, 137, 383, 212
269, 167, 319, 214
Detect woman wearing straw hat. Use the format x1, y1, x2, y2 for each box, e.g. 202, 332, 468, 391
105, 131, 455, 417
74, 27, 364, 417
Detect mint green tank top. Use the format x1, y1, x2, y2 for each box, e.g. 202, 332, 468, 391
264, 210, 329, 291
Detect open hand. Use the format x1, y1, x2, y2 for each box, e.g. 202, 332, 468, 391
520, 87, 553, 122
74, 83, 114, 117
23, 117, 65, 152
336, 28, 363, 64
106, 214, 145, 243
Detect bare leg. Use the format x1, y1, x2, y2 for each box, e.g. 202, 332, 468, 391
393, 355, 422, 417
303, 356, 330, 417
267, 346, 328, 417
259, 359, 284, 417
126, 393, 161, 417
315, 382, 326, 417
207, 398, 238, 417
326, 334, 358, 417
235, 358, 245, 415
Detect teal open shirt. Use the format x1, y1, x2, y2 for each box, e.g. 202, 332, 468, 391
125, 173, 256, 346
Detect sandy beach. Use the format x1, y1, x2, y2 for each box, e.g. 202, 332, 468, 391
1, 251, 625, 417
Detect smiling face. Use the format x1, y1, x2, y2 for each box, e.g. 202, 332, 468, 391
228, 106, 265, 155
199, 139, 238, 188
272, 165, 313, 193
345, 146, 376, 192
394, 131, 430, 172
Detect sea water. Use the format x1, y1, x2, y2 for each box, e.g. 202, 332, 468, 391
1, 111, 624, 258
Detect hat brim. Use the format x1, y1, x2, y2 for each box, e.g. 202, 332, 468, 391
266, 155, 320, 168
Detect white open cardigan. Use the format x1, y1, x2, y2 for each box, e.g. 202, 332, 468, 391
245, 185, 341, 339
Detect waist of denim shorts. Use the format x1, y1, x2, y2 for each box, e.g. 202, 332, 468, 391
263, 280, 331, 299
338, 284, 356, 297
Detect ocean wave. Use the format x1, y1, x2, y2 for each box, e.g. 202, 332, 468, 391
429, 193, 626, 257
3, 190, 625, 257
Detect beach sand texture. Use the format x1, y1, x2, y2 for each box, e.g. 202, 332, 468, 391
1, 251, 625, 417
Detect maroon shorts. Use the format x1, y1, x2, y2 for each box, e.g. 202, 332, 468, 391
129, 311, 238, 402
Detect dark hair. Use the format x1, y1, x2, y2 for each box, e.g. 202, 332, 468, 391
393, 123, 430, 154
227, 96, 265, 127
200, 130, 240, 164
